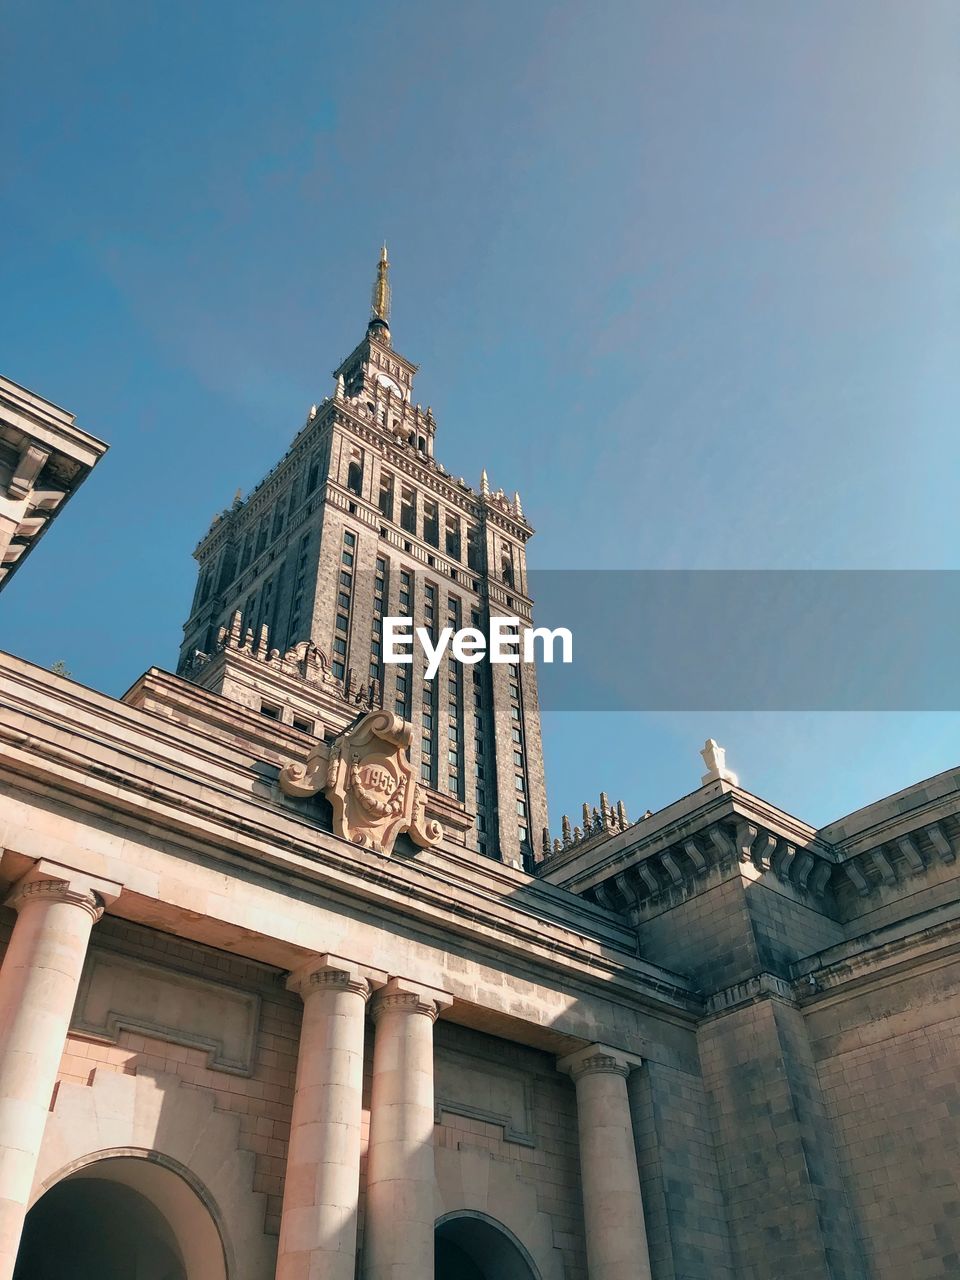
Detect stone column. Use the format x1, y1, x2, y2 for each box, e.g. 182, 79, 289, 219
277, 954, 384, 1280
362, 977, 452, 1280
558, 1044, 652, 1280
0, 862, 120, 1280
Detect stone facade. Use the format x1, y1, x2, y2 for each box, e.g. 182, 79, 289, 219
3, 289, 960, 1278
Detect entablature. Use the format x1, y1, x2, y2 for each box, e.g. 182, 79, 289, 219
0, 652, 700, 1048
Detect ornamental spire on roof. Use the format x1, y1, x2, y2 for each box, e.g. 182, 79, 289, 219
371, 243, 391, 324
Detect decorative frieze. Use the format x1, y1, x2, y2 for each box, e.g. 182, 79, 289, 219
839, 819, 959, 897
580, 818, 836, 916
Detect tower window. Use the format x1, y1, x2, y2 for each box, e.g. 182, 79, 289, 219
466, 525, 481, 571
400, 485, 417, 534
445, 513, 461, 561
347, 447, 363, 496
378, 471, 395, 520
423, 500, 439, 547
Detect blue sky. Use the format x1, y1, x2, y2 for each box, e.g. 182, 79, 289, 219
2, 1, 959, 832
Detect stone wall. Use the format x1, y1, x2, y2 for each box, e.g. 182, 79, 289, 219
54, 918, 300, 1237
637, 872, 760, 989
637, 868, 845, 991
698, 996, 866, 1280
631, 1059, 734, 1279
811, 953, 960, 1280
429, 1021, 588, 1279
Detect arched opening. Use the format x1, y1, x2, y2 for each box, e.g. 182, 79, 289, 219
435, 1211, 541, 1280
15, 1155, 227, 1280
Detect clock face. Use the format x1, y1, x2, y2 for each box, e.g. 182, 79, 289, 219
375, 372, 403, 398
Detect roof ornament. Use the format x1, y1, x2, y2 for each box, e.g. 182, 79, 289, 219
700, 739, 738, 786
480, 468, 490, 497
278, 709, 442, 856
371, 243, 391, 324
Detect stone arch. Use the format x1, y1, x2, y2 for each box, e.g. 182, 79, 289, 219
16, 1152, 225, 1280
31, 1067, 276, 1280
435, 1210, 543, 1280
433, 1144, 564, 1280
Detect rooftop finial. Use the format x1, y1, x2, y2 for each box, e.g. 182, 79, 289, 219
700, 739, 738, 787
371, 243, 391, 324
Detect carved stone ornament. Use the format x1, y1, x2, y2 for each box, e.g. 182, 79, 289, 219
279, 709, 443, 856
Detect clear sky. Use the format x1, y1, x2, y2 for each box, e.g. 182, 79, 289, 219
3, 1, 959, 833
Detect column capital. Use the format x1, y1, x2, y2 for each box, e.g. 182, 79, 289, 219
557, 1043, 642, 1082
286, 953, 387, 1001
5, 860, 122, 921
370, 976, 453, 1024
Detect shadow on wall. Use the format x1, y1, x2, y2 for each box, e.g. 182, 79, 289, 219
24, 1069, 277, 1280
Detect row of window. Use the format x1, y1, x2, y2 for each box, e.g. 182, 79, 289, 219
332, 529, 356, 682
394, 567, 414, 729
237, 564, 284, 651
341, 445, 520, 597
259, 699, 314, 735
445, 595, 463, 800
324, 536, 523, 853
286, 532, 311, 645
239, 447, 326, 580
370, 556, 388, 687
419, 582, 438, 788
510, 665, 530, 851
195, 439, 329, 613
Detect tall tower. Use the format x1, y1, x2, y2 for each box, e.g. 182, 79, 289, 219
178, 251, 547, 869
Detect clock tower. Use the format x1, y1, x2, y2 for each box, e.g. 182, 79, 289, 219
177, 249, 548, 871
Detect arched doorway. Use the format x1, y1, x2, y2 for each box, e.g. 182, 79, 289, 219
435, 1211, 541, 1280
15, 1155, 227, 1280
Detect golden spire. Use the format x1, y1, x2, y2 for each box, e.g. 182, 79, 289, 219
371, 243, 391, 323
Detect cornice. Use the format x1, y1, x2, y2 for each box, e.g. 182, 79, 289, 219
791, 902, 960, 1010
0, 656, 698, 1021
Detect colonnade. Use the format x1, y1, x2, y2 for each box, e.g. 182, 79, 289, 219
0, 864, 653, 1280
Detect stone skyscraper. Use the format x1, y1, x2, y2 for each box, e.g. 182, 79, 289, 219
178, 249, 547, 869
